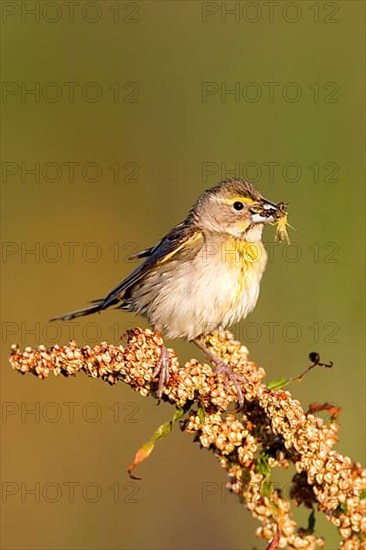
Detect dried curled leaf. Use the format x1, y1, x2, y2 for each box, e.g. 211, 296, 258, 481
266, 526, 281, 550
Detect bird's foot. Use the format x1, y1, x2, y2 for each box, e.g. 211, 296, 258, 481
152, 345, 171, 400
214, 359, 246, 409
192, 337, 247, 409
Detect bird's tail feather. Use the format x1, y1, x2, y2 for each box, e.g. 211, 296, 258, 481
50, 300, 107, 322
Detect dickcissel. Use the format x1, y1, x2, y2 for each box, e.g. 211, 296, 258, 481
52, 179, 287, 406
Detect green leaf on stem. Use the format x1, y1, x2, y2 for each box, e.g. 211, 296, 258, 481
128, 408, 184, 479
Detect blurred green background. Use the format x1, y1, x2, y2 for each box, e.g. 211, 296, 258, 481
1, 1, 365, 549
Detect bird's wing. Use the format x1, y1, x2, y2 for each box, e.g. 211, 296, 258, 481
129, 247, 154, 259
129, 221, 195, 259
101, 221, 203, 308
51, 221, 203, 321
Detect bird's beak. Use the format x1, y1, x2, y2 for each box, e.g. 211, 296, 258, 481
250, 198, 286, 225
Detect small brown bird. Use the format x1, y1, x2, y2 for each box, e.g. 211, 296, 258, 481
52, 179, 287, 406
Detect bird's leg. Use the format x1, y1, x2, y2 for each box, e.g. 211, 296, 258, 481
192, 337, 246, 408
152, 331, 171, 399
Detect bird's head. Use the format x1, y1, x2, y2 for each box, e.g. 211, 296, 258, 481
194, 179, 287, 241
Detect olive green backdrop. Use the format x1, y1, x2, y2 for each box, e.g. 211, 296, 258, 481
1, 1, 365, 549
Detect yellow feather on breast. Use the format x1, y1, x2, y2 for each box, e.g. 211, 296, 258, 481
223, 238, 265, 304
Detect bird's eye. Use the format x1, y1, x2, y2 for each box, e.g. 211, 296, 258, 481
233, 201, 244, 211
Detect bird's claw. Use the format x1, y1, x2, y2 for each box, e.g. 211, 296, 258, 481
215, 361, 246, 409
152, 345, 171, 399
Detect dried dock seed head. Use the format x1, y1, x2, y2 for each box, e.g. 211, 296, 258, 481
8, 329, 365, 548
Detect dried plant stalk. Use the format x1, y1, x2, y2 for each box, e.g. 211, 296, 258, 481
9, 329, 366, 549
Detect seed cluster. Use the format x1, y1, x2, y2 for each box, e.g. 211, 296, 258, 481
9, 328, 365, 549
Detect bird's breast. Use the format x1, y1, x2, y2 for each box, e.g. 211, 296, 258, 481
140, 235, 267, 339
207, 237, 268, 326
